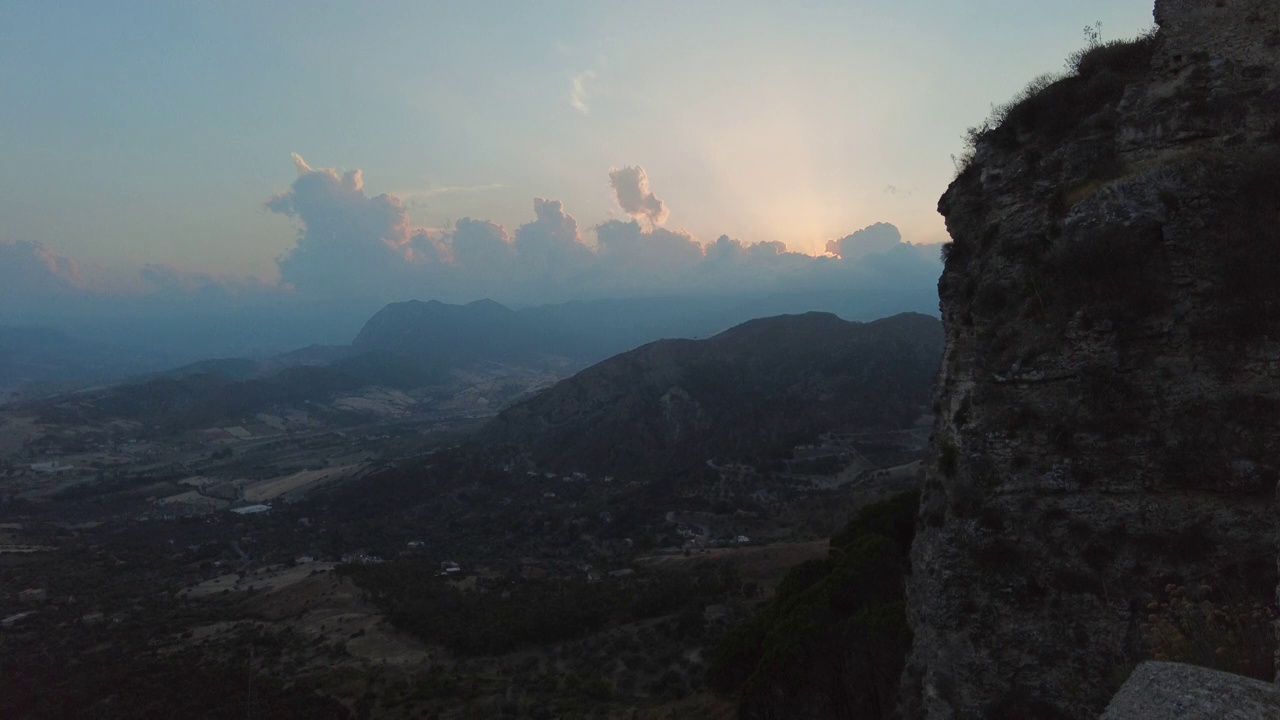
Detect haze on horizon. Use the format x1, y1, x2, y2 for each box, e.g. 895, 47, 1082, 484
0, 1, 1154, 338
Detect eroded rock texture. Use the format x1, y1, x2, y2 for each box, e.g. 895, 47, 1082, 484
904, 1, 1280, 717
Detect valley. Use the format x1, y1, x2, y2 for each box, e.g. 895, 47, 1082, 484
0, 307, 941, 718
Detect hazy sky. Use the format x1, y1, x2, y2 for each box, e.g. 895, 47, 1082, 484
1, 1, 1155, 286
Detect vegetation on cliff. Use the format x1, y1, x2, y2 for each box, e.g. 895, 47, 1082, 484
342, 561, 739, 658
908, 2, 1280, 717
708, 491, 918, 719
953, 24, 1157, 178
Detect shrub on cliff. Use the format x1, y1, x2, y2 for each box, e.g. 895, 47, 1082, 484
1142, 583, 1277, 680
955, 24, 1157, 174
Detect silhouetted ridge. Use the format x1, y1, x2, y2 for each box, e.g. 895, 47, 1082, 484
480, 312, 943, 474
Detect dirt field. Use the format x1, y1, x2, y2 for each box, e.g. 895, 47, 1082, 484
333, 389, 417, 416
181, 562, 337, 598
240, 463, 370, 503
155, 489, 229, 515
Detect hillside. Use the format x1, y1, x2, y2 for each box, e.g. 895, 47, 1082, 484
353, 299, 548, 362
30, 364, 364, 432
356, 290, 945, 370
481, 312, 943, 474
0, 326, 171, 397
905, 2, 1280, 717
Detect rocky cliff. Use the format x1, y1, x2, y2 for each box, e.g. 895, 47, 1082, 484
904, 1, 1280, 717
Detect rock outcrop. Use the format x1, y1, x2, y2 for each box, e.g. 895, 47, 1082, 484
904, 1, 1280, 717
1100, 661, 1280, 720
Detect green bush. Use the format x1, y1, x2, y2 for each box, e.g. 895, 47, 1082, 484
1069, 24, 1158, 78
706, 491, 920, 720
956, 25, 1156, 174
341, 562, 737, 657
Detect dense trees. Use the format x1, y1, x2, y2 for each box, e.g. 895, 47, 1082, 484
343, 561, 739, 657
1, 623, 350, 719
707, 491, 919, 719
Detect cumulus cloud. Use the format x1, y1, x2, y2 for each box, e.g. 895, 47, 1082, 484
594, 221, 702, 292
825, 221, 903, 260
570, 70, 595, 114
513, 198, 594, 277
266, 152, 425, 300
262, 156, 941, 307
3, 154, 937, 325
451, 218, 515, 268
0, 239, 86, 309
0, 152, 945, 367
0, 237, 285, 330
608, 166, 669, 225
4, 155, 941, 323
0, 236, 284, 307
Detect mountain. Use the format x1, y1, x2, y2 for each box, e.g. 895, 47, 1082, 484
0, 326, 175, 397
356, 288, 945, 368
905, 4, 1280, 718
33, 364, 364, 432
15, 293, 943, 432
517, 288, 942, 362
353, 299, 546, 361
479, 312, 943, 474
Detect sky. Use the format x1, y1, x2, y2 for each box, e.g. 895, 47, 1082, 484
0, 1, 1156, 310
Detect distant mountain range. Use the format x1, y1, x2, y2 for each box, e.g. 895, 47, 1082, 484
479, 311, 944, 474
0, 326, 172, 397
9, 295, 942, 432
353, 287, 941, 363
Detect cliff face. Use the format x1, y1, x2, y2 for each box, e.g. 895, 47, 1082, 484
904, 2, 1280, 718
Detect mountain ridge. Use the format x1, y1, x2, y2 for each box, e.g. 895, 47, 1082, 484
480, 311, 943, 474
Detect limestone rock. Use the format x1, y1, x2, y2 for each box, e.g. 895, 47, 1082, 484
1101, 662, 1280, 720
903, 0, 1280, 717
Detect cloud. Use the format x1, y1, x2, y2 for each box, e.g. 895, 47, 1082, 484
595, 220, 702, 291
570, 70, 595, 114
3, 154, 940, 328
0, 153, 944, 367
0, 238, 283, 329
399, 183, 504, 209
825, 222, 903, 260
608, 166, 669, 225
266, 152, 422, 300
262, 156, 941, 306
513, 198, 596, 286
3, 156, 942, 323
451, 217, 515, 268
0, 239, 86, 309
